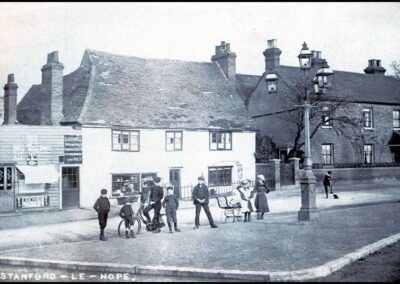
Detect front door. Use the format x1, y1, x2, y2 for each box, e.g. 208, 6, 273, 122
62, 167, 80, 209
0, 166, 15, 212
169, 169, 181, 198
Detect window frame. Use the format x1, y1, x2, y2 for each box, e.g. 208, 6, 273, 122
393, 110, 400, 130
321, 106, 333, 128
111, 129, 140, 152
321, 143, 334, 165
363, 144, 374, 164
209, 131, 232, 151
165, 131, 183, 152
362, 107, 374, 129
208, 166, 233, 186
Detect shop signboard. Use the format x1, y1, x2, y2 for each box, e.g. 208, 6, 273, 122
64, 135, 82, 164
16, 195, 50, 208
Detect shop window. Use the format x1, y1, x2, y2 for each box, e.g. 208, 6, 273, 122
363, 144, 374, 164
208, 166, 232, 186
166, 131, 183, 151
16, 169, 46, 194
112, 130, 140, 151
209, 131, 232, 150
111, 173, 157, 197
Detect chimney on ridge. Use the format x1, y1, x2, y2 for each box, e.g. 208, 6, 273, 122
263, 39, 282, 71
364, 59, 386, 75
41, 51, 64, 125
211, 41, 237, 81
3, 74, 18, 125
311, 50, 325, 69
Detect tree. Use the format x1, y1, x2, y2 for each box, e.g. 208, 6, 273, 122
280, 77, 360, 161
254, 133, 278, 163
390, 60, 400, 80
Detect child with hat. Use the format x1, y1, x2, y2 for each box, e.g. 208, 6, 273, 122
254, 175, 270, 220
93, 188, 111, 241
162, 184, 181, 233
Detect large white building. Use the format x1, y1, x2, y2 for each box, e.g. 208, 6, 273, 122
2, 42, 256, 210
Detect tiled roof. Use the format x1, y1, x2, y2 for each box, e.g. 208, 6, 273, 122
270, 65, 400, 105
236, 74, 261, 104
18, 49, 254, 131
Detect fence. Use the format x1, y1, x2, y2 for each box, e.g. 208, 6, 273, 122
309, 162, 400, 169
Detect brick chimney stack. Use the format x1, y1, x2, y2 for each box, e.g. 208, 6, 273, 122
263, 39, 282, 71
364, 59, 386, 75
311, 50, 325, 69
211, 41, 237, 81
3, 74, 18, 125
41, 51, 64, 125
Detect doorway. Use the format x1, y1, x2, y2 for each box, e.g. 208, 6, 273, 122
169, 169, 181, 198
0, 166, 15, 213
62, 167, 80, 209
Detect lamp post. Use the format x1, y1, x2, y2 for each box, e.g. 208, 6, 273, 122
296, 42, 333, 221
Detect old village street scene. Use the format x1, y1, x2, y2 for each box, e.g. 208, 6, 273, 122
1, 2, 400, 282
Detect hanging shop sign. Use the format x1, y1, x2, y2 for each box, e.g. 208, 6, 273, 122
16, 195, 50, 208
64, 135, 82, 164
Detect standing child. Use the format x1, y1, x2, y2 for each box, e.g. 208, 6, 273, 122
254, 175, 270, 220
323, 171, 333, 198
162, 185, 181, 233
119, 198, 136, 239
93, 188, 111, 241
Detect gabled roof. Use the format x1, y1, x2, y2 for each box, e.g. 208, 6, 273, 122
236, 74, 261, 104
18, 49, 254, 131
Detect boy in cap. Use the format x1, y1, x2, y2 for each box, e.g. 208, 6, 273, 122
119, 198, 136, 239
162, 185, 181, 233
93, 188, 111, 241
143, 176, 164, 233
192, 176, 218, 229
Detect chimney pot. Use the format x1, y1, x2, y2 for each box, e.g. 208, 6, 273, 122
317, 51, 322, 59
267, 39, 277, 49
364, 59, 386, 75
211, 41, 236, 80
3, 74, 18, 125
226, 43, 231, 52
264, 39, 281, 70
7, 74, 14, 83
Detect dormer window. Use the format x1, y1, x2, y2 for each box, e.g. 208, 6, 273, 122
266, 73, 278, 93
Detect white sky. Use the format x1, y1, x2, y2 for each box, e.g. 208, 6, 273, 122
0, 2, 399, 102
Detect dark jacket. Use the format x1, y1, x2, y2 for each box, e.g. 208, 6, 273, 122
93, 196, 110, 214
192, 184, 209, 205
162, 194, 179, 210
323, 174, 332, 186
119, 204, 134, 219
149, 185, 164, 203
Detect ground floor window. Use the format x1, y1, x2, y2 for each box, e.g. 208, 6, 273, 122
322, 144, 333, 165
111, 173, 157, 196
363, 144, 374, 164
208, 166, 232, 186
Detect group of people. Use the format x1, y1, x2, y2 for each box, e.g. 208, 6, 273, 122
229, 174, 271, 222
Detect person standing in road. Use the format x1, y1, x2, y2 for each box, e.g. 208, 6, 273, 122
323, 171, 333, 198
192, 176, 218, 229
162, 185, 181, 233
93, 188, 111, 241
254, 175, 270, 220
119, 198, 136, 239
232, 179, 254, 222
143, 176, 164, 233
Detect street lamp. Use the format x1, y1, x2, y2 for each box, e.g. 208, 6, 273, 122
296, 42, 335, 221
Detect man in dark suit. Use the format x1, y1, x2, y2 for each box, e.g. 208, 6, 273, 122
192, 176, 218, 229
143, 176, 164, 233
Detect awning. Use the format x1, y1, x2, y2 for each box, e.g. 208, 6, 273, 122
388, 131, 400, 147
16, 165, 59, 184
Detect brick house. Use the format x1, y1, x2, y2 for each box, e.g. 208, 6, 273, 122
7, 42, 256, 209
243, 39, 400, 165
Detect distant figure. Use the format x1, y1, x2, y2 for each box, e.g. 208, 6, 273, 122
232, 179, 254, 222
323, 171, 333, 198
254, 175, 270, 220
119, 199, 136, 239
192, 176, 218, 229
162, 185, 181, 233
93, 188, 111, 241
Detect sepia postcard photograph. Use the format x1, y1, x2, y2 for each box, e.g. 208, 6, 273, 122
0, 1, 399, 282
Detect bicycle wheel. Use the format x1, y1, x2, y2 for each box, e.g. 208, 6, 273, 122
118, 217, 141, 237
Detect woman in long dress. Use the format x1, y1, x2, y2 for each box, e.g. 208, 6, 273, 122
254, 174, 270, 219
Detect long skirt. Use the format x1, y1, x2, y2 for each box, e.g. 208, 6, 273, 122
255, 192, 269, 213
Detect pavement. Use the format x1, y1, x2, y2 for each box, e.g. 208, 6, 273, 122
0, 181, 399, 281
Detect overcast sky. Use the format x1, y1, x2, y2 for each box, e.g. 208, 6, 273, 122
1, 2, 400, 102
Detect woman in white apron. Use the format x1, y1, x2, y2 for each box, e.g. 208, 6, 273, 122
232, 179, 254, 222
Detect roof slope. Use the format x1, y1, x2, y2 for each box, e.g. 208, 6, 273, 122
236, 74, 261, 104
76, 49, 253, 130
17, 49, 254, 130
